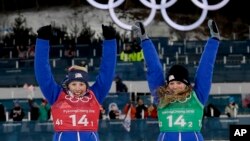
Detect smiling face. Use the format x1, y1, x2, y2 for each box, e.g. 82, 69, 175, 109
68, 81, 87, 96
168, 80, 187, 94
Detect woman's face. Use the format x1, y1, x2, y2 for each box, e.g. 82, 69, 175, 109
168, 81, 186, 94
68, 81, 87, 95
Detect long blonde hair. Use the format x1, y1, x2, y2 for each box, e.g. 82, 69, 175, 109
157, 83, 193, 108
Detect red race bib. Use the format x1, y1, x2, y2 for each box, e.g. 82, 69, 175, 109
51, 90, 100, 131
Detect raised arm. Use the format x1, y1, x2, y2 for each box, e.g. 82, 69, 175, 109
132, 22, 165, 104
90, 25, 117, 103
194, 19, 220, 105
34, 25, 61, 105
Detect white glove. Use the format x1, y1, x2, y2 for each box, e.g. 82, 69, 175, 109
208, 19, 220, 40
131, 21, 149, 41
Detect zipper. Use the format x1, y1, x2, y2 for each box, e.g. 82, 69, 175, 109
58, 132, 62, 141
194, 132, 199, 141
160, 133, 165, 141
178, 132, 181, 141
77, 132, 80, 141
92, 132, 98, 141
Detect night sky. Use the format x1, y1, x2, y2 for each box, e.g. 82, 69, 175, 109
84, 0, 249, 23
157, 0, 249, 23
0, 0, 249, 23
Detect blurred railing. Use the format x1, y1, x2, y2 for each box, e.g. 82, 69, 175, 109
1, 93, 250, 122
1, 117, 250, 141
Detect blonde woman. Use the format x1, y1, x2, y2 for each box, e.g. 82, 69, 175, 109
35, 24, 117, 141
132, 19, 220, 141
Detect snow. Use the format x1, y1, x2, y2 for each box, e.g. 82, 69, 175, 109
0, 6, 208, 41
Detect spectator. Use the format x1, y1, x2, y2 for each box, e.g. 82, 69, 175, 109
204, 103, 221, 117
225, 97, 239, 118
114, 75, 128, 93
135, 97, 147, 119
16, 45, 27, 59
64, 43, 76, 59
120, 43, 133, 62
203, 103, 222, 132
9, 100, 25, 121
0, 103, 6, 122
123, 102, 136, 120
242, 94, 250, 108
27, 44, 35, 59
131, 43, 144, 62
146, 103, 158, 119
99, 105, 106, 120
39, 99, 51, 121
108, 102, 121, 119
28, 99, 39, 121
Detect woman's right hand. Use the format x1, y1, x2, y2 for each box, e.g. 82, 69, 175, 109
37, 25, 52, 40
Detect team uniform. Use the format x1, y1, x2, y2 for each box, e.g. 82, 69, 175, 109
35, 38, 117, 141
141, 38, 219, 141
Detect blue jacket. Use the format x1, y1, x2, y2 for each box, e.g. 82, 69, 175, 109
141, 38, 219, 141
35, 39, 117, 141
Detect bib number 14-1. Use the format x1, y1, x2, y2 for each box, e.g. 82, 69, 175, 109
69, 114, 89, 126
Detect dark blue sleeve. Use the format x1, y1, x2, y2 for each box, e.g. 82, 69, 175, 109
193, 38, 219, 105
90, 39, 117, 104
141, 39, 165, 104
34, 39, 62, 105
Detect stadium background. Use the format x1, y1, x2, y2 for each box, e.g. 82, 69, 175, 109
1, 0, 250, 141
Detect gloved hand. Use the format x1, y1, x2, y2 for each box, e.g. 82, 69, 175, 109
37, 25, 52, 40
102, 25, 116, 40
132, 21, 149, 41
208, 19, 220, 40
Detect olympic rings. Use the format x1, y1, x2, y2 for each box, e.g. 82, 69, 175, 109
86, 0, 125, 9
139, 0, 177, 9
109, 0, 157, 30
86, 0, 230, 31
160, 0, 208, 31
170, 93, 192, 104
191, 0, 230, 11
65, 94, 93, 103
